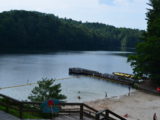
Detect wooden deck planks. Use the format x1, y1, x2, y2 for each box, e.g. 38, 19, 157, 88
0, 110, 20, 120
0, 111, 93, 120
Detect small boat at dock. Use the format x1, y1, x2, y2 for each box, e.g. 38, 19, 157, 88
113, 72, 134, 78
113, 72, 144, 83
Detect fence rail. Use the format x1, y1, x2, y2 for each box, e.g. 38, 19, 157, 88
96, 109, 126, 120
0, 93, 126, 120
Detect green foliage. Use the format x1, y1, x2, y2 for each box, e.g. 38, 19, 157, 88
133, 83, 139, 89
128, 0, 160, 86
28, 78, 66, 102
0, 10, 143, 53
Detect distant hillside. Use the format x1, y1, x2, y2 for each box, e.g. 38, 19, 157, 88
0, 10, 143, 53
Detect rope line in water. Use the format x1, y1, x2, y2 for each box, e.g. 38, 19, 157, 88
0, 76, 78, 90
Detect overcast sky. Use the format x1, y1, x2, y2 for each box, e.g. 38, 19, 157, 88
0, 0, 148, 30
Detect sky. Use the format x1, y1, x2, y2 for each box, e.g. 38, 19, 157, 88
0, 0, 148, 30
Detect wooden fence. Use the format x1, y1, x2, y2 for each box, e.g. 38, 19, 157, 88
0, 93, 126, 120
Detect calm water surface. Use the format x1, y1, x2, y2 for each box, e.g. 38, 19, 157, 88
0, 51, 133, 102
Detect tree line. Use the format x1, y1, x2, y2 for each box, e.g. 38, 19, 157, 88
128, 0, 160, 86
0, 10, 143, 53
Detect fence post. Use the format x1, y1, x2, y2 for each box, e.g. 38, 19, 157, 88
96, 114, 99, 120
80, 104, 83, 120
5, 98, 9, 113
105, 110, 109, 119
19, 102, 23, 119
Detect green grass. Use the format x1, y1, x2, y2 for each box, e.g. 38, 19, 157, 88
0, 105, 43, 119
0, 97, 61, 119
0, 104, 59, 119
0, 98, 53, 119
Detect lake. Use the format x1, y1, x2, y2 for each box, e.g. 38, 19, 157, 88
0, 51, 133, 102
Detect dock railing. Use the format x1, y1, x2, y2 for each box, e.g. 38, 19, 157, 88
96, 109, 126, 120
0, 93, 126, 120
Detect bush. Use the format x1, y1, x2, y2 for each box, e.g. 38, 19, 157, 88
28, 78, 66, 102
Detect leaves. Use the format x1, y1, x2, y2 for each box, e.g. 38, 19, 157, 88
28, 78, 66, 102
128, 0, 160, 85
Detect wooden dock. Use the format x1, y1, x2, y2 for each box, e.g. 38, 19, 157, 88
69, 68, 138, 85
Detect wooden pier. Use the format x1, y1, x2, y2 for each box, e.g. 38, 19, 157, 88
69, 68, 141, 85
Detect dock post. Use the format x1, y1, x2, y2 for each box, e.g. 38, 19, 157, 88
105, 110, 109, 119
5, 98, 9, 113
19, 103, 23, 119
80, 104, 83, 120
96, 114, 100, 120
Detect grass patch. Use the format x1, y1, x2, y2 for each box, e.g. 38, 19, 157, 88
0, 98, 53, 119
0, 104, 44, 119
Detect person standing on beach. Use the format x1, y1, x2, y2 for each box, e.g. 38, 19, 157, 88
153, 113, 157, 120
128, 86, 131, 96
105, 92, 107, 98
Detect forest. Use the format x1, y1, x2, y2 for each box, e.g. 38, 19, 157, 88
0, 10, 143, 53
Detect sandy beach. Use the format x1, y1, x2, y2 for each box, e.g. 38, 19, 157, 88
85, 90, 160, 120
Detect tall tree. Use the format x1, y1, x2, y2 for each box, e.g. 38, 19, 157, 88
128, 0, 160, 86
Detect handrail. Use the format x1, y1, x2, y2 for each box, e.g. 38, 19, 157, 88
0, 94, 95, 119
0, 94, 21, 103
61, 102, 82, 105
0, 94, 127, 120
107, 109, 126, 120
83, 104, 98, 112
96, 109, 127, 120
96, 109, 106, 115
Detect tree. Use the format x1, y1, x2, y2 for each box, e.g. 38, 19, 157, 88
128, 0, 160, 86
0, 10, 142, 53
28, 78, 66, 102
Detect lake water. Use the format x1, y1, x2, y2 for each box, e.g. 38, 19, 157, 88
0, 51, 133, 102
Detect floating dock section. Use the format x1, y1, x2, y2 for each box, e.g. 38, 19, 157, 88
69, 68, 139, 85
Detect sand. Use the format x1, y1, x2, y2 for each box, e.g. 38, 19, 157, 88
85, 90, 160, 120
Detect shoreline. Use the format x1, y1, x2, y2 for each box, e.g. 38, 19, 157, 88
85, 90, 160, 120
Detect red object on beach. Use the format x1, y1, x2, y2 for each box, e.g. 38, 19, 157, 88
156, 87, 160, 92
48, 100, 54, 107
124, 114, 128, 118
